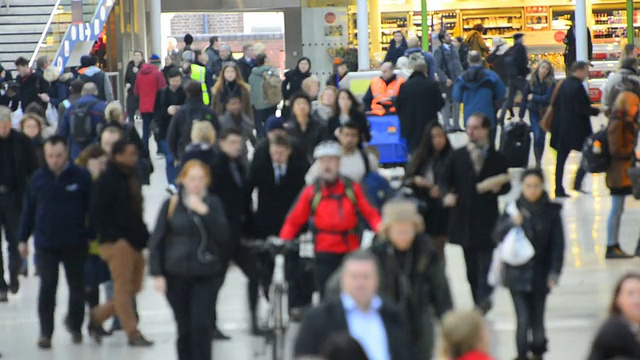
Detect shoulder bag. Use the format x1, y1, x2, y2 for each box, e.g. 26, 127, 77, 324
539, 79, 564, 133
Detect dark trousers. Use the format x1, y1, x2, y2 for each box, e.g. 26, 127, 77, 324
167, 275, 221, 360
38, 246, 87, 338
287, 252, 314, 308
555, 148, 586, 194
253, 106, 277, 139
314, 252, 346, 299
141, 113, 153, 153
0, 200, 20, 291
462, 247, 494, 306
499, 76, 527, 127
511, 290, 548, 358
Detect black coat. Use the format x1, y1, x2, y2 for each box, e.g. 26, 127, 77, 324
396, 72, 445, 152
550, 76, 599, 152
587, 316, 640, 360
236, 57, 254, 83
441, 146, 511, 249
167, 99, 220, 158
153, 86, 186, 140
285, 117, 326, 164
384, 39, 408, 65
252, 138, 310, 172
493, 194, 564, 293
294, 298, 412, 360
508, 42, 530, 78
248, 148, 307, 239
91, 163, 149, 250
13, 71, 49, 112
371, 235, 453, 348
326, 110, 371, 144
125, 61, 142, 113
149, 193, 230, 277
209, 151, 252, 244
3, 130, 38, 206
282, 68, 311, 101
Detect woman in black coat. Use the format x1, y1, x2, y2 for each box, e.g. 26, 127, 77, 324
125, 51, 144, 123
149, 159, 229, 360
282, 57, 311, 119
405, 123, 452, 262
588, 272, 640, 360
494, 169, 564, 360
550, 62, 599, 197
396, 63, 445, 152
326, 89, 371, 144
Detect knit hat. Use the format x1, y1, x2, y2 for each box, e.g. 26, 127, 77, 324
379, 198, 425, 237
150, 54, 161, 65
265, 115, 285, 132
184, 33, 194, 45
80, 55, 95, 68
513, 33, 525, 41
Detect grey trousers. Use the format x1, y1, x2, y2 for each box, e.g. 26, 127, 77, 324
441, 86, 461, 129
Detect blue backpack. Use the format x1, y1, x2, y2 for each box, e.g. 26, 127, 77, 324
360, 150, 394, 209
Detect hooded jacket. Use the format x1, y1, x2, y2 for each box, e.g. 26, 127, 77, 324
249, 65, 276, 110
79, 66, 114, 102
404, 47, 436, 80
452, 65, 506, 124
282, 57, 311, 101
384, 38, 408, 65
134, 63, 167, 113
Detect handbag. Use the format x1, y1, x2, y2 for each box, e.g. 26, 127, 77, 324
501, 227, 535, 266
628, 131, 640, 199
539, 79, 564, 133
487, 244, 504, 287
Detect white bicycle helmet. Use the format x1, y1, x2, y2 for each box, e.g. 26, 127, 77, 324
313, 141, 342, 159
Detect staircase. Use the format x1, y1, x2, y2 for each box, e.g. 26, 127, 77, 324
0, 0, 59, 72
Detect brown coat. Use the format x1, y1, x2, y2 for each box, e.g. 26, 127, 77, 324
211, 81, 253, 119
465, 30, 490, 58
606, 117, 637, 191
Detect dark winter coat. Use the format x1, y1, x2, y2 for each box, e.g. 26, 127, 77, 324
371, 235, 453, 354
564, 26, 593, 68
125, 60, 142, 113
384, 39, 408, 65
396, 71, 445, 152
518, 77, 555, 118
182, 143, 218, 172
294, 298, 412, 360
100, 122, 152, 185
325, 110, 371, 144
452, 65, 506, 126
404, 47, 436, 80
606, 116, 637, 193
252, 138, 310, 172
0, 130, 38, 205
285, 117, 326, 164
493, 194, 564, 293
91, 162, 149, 250
149, 193, 230, 277
486, 46, 509, 83
166, 98, 220, 159
31, 136, 45, 168
406, 148, 452, 237
587, 316, 640, 360
441, 146, 511, 249
19, 163, 92, 250
507, 42, 530, 78
236, 57, 254, 83
248, 148, 307, 239
458, 42, 470, 70
153, 86, 186, 140
282, 57, 311, 101
13, 71, 49, 112
57, 94, 107, 160
48, 73, 73, 109
550, 76, 599, 152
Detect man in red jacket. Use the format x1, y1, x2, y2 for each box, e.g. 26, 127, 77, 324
279, 141, 381, 298
134, 54, 166, 152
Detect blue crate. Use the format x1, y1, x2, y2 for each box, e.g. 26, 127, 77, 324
370, 142, 408, 164
367, 114, 408, 164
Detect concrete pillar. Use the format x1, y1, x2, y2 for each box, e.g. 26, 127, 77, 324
134, 0, 147, 56
357, 0, 370, 70
283, 7, 303, 70
149, 0, 162, 58
369, 0, 381, 55
574, 0, 589, 63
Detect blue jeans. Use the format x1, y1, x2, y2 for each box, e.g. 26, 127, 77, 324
141, 113, 153, 153
253, 106, 277, 139
607, 195, 627, 246
159, 140, 178, 185
529, 112, 546, 165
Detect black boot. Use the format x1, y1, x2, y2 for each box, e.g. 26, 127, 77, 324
534, 147, 544, 168
606, 244, 633, 259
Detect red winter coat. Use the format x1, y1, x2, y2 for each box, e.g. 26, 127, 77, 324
279, 179, 381, 254
134, 63, 166, 113
456, 351, 494, 360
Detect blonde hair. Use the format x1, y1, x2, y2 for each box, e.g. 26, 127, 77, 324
104, 101, 124, 124
177, 159, 212, 187
439, 310, 486, 359
252, 42, 266, 55
613, 91, 640, 119
301, 75, 321, 94
190, 121, 216, 145
20, 113, 45, 131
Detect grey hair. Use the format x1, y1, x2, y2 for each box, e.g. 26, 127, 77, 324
0, 106, 11, 123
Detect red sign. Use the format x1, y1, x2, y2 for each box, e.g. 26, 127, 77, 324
589, 87, 602, 102
554, 31, 566, 43
325, 12, 336, 24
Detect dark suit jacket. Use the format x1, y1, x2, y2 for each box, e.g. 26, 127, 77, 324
441, 146, 511, 249
294, 298, 412, 360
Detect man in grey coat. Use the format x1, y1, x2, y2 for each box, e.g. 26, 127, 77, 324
434, 31, 463, 132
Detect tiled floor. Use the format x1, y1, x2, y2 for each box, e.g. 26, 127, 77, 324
0, 114, 638, 360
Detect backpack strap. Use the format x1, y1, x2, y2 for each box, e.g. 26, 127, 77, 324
310, 180, 323, 215
549, 79, 564, 107
360, 150, 371, 175
167, 195, 179, 220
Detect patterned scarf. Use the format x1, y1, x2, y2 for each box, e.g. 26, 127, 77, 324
466, 140, 489, 175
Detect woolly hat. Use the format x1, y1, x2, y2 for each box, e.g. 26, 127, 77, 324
265, 115, 285, 132
80, 55, 95, 68
150, 54, 161, 65
379, 198, 425, 237
513, 33, 525, 41
184, 33, 194, 45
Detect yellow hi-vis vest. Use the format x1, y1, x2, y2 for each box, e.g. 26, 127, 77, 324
190, 64, 210, 105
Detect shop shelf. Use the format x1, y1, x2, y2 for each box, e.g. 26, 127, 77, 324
464, 24, 521, 29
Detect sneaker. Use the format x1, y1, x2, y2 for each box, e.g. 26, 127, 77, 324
212, 328, 231, 341
64, 316, 83, 344
37, 337, 52, 349
476, 299, 493, 316
9, 279, 19, 294
88, 315, 104, 345
0, 291, 7, 302
128, 332, 154, 347
606, 245, 633, 259
88, 324, 111, 338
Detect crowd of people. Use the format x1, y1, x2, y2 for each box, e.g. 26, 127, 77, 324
0, 26, 639, 360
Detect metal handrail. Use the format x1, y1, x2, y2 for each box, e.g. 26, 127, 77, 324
29, 0, 63, 68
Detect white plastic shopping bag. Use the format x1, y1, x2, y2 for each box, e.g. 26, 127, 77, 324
487, 244, 504, 287
500, 227, 535, 266
45, 103, 58, 129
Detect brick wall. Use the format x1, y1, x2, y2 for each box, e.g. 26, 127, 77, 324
170, 13, 244, 37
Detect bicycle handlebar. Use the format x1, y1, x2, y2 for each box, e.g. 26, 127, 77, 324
242, 236, 301, 254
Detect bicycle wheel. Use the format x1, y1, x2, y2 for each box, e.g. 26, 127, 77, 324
271, 287, 285, 360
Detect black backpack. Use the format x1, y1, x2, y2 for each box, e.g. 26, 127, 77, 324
500, 120, 531, 168
69, 99, 100, 144
503, 47, 518, 78
79, 72, 106, 101
582, 123, 615, 173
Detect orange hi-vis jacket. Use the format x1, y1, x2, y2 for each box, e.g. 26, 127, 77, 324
370, 76, 405, 115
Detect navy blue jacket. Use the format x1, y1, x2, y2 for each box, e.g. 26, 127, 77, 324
57, 94, 107, 160
384, 39, 408, 65
518, 78, 555, 118
19, 163, 92, 250
404, 47, 436, 80
452, 65, 506, 126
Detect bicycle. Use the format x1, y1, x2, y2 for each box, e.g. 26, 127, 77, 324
244, 235, 314, 360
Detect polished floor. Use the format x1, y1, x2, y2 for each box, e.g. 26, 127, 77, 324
0, 114, 638, 360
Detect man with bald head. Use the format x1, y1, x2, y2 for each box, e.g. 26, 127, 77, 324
363, 62, 406, 116
57, 82, 107, 159
404, 36, 436, 80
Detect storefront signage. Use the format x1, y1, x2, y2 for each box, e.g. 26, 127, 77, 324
554, 31, 566, 42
